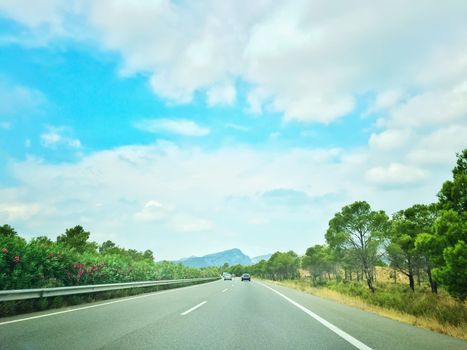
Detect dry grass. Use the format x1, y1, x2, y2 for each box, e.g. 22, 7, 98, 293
268, 279, 467, 340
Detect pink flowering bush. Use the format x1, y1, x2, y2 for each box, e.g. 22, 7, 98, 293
0, 225, 218, 290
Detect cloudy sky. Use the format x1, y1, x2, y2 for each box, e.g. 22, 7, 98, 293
0, 0, 466, 260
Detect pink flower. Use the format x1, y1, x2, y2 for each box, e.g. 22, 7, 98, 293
92, 265, 97, 271
13, 256, 20, 263
1, 247, 7, 253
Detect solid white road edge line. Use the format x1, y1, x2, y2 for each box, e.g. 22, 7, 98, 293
180, 301, 207, 316
260, 283, 373, 350
0, 281, 219, 326
222, 288, 228, 293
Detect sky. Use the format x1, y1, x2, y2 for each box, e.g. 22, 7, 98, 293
0, 0, 466, 261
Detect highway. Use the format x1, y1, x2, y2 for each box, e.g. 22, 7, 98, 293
0, 279, 465, 349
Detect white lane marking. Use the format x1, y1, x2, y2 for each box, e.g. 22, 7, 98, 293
0, 281, 219, 326
222, 288, 228, 293
260, 283, 373, 350
180, 301, 207, 316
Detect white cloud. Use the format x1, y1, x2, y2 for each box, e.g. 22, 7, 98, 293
2, 141, 458, 259
387, 84, 467, 128
2, 1, 467, 125
0, 0, 64, 30
0, 203, 42, 221
134, 119, 210, 136
366, 90, 404, 115
133, 200, 172, 222
406, 125, 467, 166
206, 81, 236, 106
176, 219, 214, 233
0, 0, 85, 45
365, 163, 427, 186
40, 126, 82, 149
41, 131, 61, 146
369, 129, 411, 151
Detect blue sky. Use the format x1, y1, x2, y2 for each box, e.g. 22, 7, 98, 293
0, 1, 466, 260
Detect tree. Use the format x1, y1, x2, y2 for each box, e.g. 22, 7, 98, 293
302, 244, 332, 285
434, 240, 467, 300
430, 210, 467, 300
430, 149, 467, 300
0, 224, 17, 237
325, 201, 388, 292
99, 240, 119, 255
387, 204, 437, 291
415, 232, 443, 294
143, 249, 154, 261
267, 251, 300, 280
438, 149, 467, 213
57, 225, 94, 253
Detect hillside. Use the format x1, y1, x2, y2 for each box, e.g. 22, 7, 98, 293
175, 249, 271, 268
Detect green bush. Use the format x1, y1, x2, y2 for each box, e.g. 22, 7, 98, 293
0, 228, 219, 316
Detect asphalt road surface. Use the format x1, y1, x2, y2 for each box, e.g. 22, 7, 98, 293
1, 279, 465, 349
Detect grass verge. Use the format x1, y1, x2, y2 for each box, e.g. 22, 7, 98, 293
267, 279, 467, 340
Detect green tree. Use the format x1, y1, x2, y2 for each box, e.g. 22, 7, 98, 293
434, 240, 467, 300
99, 240, 119, 255
267, 251, 300, 280
0, 224, 17, 237
387, 204, 437, 291
57, 225, 95, 253
302, 244, 332, 285
430, 149, 467, 300
325, 201, 389, 292
438, 149, 467, 213
415, 232, 443, 294
431, 210, 467, 300
143, 249, 154, 261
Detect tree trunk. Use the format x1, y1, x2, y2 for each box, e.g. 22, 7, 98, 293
409, 274, 415, 291
427, 267, 438, 294
408, 257, 415, 291
363, 265, 375, 293
367, 278, 375, 292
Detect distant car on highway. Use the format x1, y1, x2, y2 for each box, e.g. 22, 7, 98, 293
241, 273, 251, 281
223, 273, 232, 280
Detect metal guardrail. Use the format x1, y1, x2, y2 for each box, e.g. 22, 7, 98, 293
0, 277, 219, 302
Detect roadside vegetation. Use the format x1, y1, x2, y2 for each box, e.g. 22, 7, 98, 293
0, 225, 219, 316
224, 149, 467, 339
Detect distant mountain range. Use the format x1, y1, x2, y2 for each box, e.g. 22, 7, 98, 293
174, 248, 272, 268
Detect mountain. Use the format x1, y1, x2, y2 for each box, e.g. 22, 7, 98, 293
174, 248, 270, 268
250, 254, 272, 264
